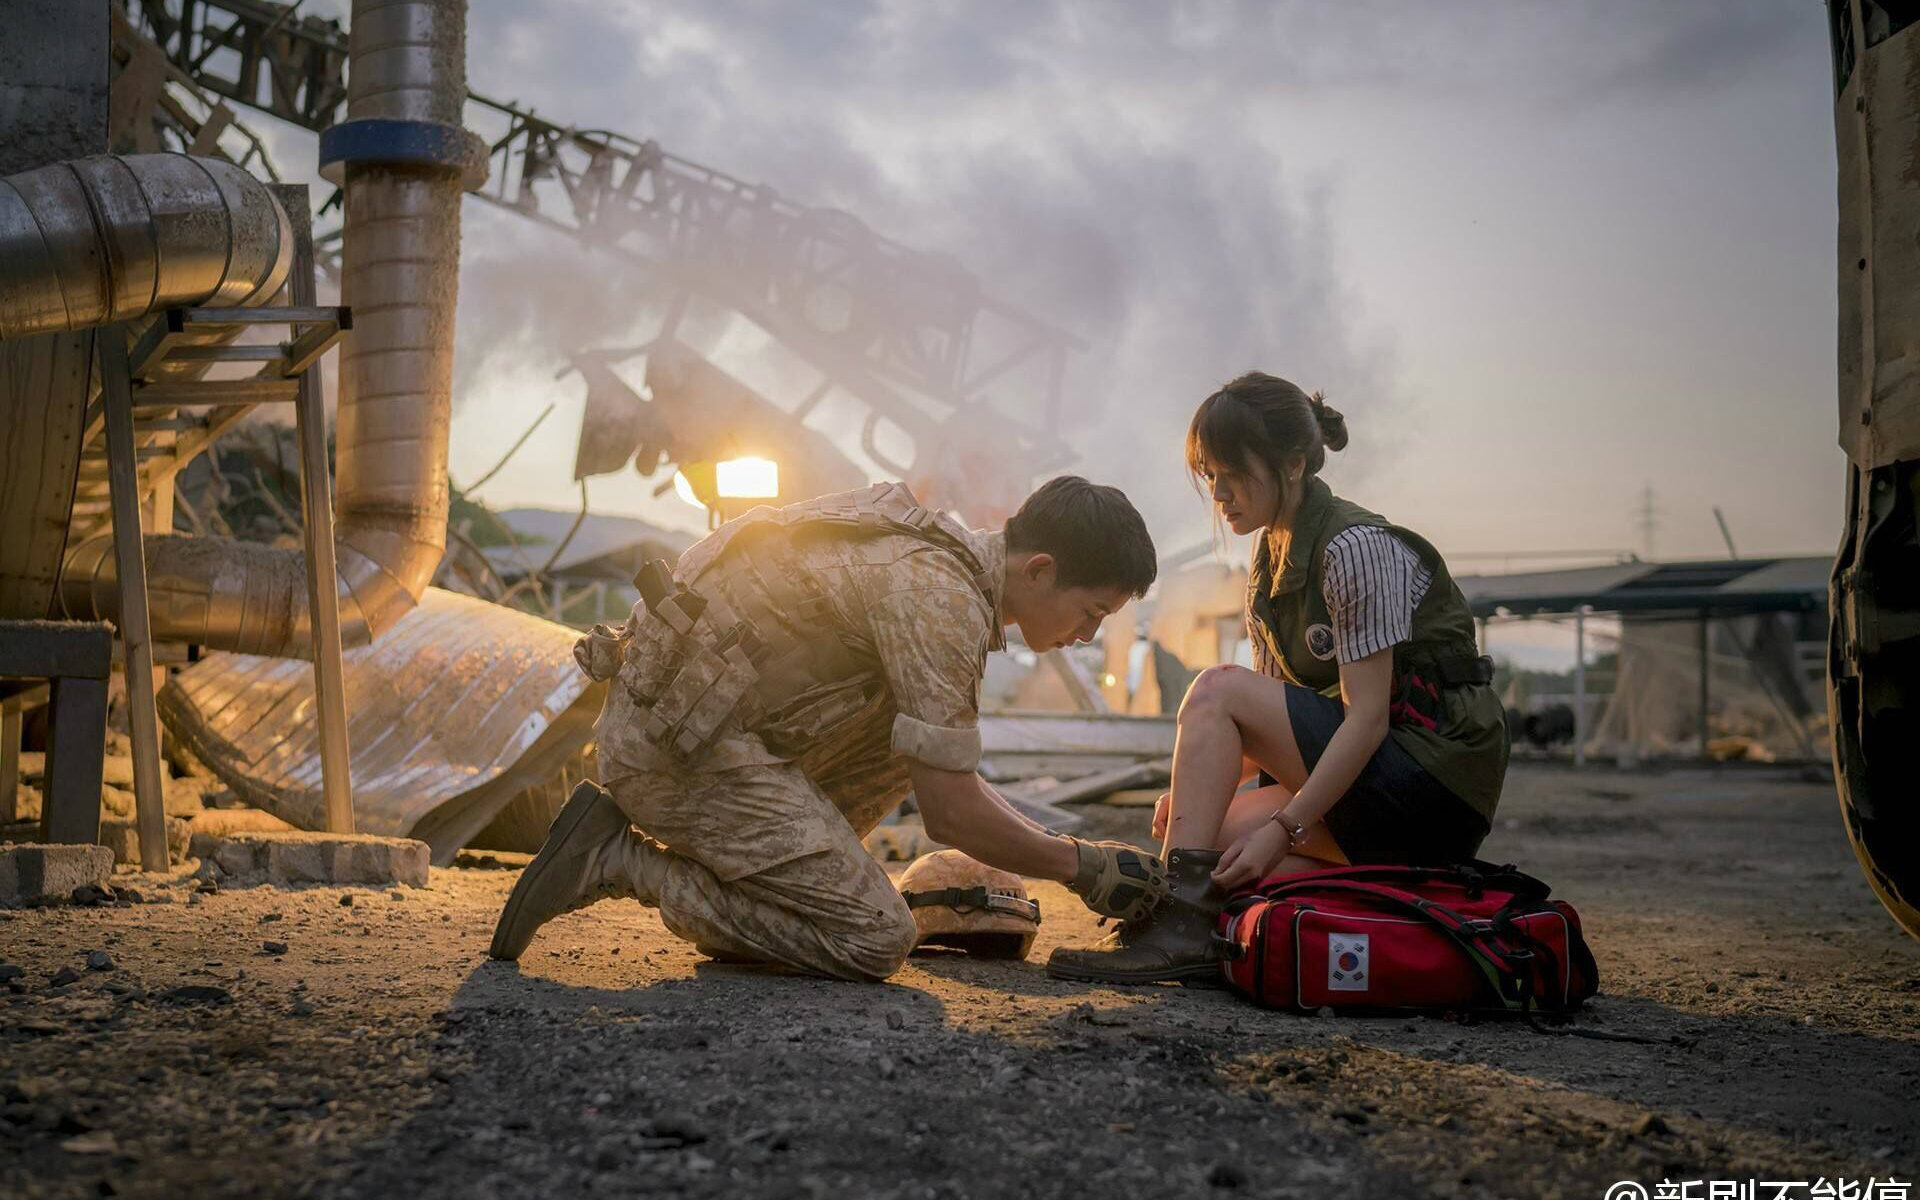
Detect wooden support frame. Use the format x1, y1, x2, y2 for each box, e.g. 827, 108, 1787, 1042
273, 183, 356, 835
98, 329, 174, 870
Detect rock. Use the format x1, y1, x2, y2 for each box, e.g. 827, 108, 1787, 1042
339, 894, 353, 907
1630, 1113, 1670, 1137
885, 1010, 905, 1031
0, 963, 22, 982
96, 816, 191, 868
1331, 1108, 1370, 1125
1207, 1162, 1248, 1189
60, 1129, 118, 1155
289, 997, 316, 1018
262, 941, 288, 956
641, 1114, 706, 1146
0, 843, 113, 906
72, 883, 116, 907
158, 985, 231, 1006
50, 965, 80, 987
189, 831, 429, 889
185, 807, 295, 839
452, 849, 530, 870
85, 951, 113, 972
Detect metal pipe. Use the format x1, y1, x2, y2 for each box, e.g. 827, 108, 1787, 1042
0, 154, 292, 339
42, 0, 480, 656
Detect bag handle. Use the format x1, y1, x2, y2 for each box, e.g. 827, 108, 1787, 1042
1250, 860, 1554, 903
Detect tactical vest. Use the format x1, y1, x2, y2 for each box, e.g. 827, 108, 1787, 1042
1247, 477, 1508, 821
574, 482, 994, 765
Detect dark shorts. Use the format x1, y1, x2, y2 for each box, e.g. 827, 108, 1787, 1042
1270, 682, 1491, 866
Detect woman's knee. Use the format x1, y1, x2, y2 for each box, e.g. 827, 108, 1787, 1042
1179, 664, 1247, 723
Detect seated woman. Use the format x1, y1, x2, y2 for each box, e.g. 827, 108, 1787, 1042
1049, 372, 1508, 983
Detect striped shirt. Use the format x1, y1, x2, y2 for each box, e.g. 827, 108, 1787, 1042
1321, 526, 1433, 663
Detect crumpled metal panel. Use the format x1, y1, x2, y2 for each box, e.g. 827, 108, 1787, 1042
158, 588, 600, 863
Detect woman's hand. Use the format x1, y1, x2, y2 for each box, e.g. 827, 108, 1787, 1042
1150, 792, 1171, 842
1212, 819, 1292, 891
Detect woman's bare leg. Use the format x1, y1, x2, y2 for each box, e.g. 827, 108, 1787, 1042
1163, 665, 1314, 855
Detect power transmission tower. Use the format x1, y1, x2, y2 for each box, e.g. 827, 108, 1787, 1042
1634, 485, 1660, 560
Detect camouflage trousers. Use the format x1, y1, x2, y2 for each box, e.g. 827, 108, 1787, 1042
602, 755, 918, 983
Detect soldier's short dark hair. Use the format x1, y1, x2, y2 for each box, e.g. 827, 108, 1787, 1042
1005, 476, 1157, 597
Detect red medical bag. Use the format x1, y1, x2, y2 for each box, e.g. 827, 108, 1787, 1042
1215, 862, 1599, 1015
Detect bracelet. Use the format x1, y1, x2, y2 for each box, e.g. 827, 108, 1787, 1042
1268, 810, 1308, 848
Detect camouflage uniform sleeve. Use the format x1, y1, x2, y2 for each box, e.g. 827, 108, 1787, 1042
864, 561, 993, 773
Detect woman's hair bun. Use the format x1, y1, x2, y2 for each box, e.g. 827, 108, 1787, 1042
1310, 391, 1348, 452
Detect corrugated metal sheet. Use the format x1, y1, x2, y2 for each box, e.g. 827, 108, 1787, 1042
159, 587, 601, 864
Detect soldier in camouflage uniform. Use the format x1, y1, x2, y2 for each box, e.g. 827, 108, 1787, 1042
489, 476, 1165, 981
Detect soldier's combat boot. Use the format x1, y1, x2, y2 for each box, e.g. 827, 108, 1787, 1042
489, 781, 668, 961
1045, 848, 1227, 984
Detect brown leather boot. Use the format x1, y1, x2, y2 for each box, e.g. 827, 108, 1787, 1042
1046, 848, 1227, 984
489, 781, 668, 961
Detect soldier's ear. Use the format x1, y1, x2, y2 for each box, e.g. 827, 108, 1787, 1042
1020, 551, 1058, 589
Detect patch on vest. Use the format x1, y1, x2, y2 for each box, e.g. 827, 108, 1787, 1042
1328, 933, 1369, 991
1305, 623, 1337, 661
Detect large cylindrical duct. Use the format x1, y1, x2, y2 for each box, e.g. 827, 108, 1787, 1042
0, 155, 292, 339
321, 0, 477, 642
48, 0, 481, 655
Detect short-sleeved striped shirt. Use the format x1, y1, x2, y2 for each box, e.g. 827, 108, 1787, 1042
1320, 526, 1433, 663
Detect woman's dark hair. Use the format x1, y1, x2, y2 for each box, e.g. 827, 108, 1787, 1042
1185, 372, 1347, 508
1006, 475, 1158, 597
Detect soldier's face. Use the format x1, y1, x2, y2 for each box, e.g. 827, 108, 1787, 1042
1008, 559, 1130, 652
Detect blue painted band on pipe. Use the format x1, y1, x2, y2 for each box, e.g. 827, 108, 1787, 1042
319, 119, 486, 187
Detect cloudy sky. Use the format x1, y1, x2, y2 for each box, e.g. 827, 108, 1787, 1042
281, 0, 1842, 573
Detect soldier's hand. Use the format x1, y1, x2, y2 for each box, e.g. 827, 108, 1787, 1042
1150, 792, 1171, 843
1066, 839, 1168, 922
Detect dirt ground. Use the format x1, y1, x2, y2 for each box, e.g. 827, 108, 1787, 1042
2, 762, 1916, 1200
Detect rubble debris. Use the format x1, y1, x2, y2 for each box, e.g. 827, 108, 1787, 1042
190, 831, 429, 889
0, 843, 113, 906
184, 807, 297, 838
50, 965, 80, 987
85, 951, 113, 971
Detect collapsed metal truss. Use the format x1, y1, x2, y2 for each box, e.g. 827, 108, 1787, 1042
116, 0, 1081, 478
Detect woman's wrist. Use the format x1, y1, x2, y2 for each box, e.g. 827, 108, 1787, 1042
1267, 808, 1307, 852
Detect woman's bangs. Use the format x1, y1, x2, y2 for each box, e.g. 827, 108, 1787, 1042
1186, 393, 1255, 481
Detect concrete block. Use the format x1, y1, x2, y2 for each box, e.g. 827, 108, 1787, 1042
189, 831, 429, 889
0, 842, 113, 905
98, 817, 191, 868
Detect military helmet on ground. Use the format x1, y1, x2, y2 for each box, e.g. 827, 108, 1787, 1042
896, 850, 1042, 961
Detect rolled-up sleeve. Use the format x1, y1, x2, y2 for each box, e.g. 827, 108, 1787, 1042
866, 571, 992, 772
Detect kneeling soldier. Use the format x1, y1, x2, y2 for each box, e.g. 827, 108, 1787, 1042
490, 476, 1165, 981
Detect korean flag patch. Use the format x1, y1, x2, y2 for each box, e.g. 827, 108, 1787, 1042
1328, 932, 1369, 991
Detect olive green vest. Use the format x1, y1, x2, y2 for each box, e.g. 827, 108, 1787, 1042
1247, 477, 1507, 820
